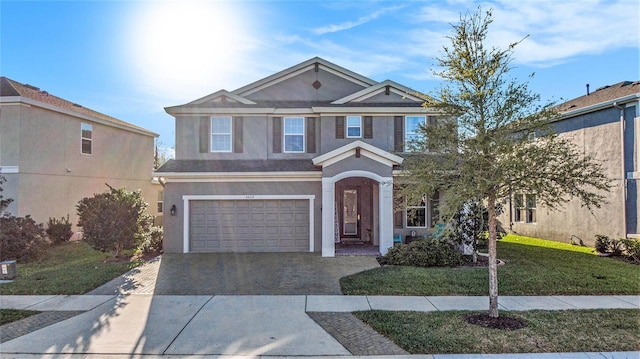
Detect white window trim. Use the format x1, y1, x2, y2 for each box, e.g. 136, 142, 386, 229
405, 195, 427, 229
211, 116, 232, 153
284, 116, 305, 153
81, 123, 93, 155
525, 194, 536, 224
404, 115, 426, 152
182, 194, 315, 253
346, 115, 362, 138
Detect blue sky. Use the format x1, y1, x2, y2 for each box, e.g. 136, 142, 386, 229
2, 0, 639, 156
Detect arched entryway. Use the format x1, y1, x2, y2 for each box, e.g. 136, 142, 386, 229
335, 177, 379, 245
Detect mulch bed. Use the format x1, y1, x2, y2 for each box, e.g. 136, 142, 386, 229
464, 313, 528, 330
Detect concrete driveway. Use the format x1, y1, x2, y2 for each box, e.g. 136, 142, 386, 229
88, 253, 379, 295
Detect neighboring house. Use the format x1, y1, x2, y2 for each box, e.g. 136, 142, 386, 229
0, 77, 161, 236
155, 57, 441, 256
500, 81, 640, 246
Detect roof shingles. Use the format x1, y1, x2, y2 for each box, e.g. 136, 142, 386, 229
557, 80, 640, 113
0, 77, 155, 135
156, 159, 321, 173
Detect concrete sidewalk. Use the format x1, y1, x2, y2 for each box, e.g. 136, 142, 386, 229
2, 294, 639, 312
1, 294, 638, 357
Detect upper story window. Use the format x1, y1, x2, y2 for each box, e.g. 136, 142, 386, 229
405, 116, 425, 152
284, 117, 305, 153
81, 123, 93, 155
346, 116, 362, 138
211, 116, 232, 152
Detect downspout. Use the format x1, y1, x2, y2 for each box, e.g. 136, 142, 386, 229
613, 101, 627, 238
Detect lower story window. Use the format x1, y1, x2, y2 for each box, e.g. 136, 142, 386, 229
406, 194, 427, 228
514, 193, 536, 223
526, 194, 536, 223
157, 190, 163, 213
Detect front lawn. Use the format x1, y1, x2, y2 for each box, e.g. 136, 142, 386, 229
341, 235, 640, 295
355, 309, 640, 354
0, 309, 40, 325
0, 241, 142, 295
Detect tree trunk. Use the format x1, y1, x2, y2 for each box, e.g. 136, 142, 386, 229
487, 193, 499, 318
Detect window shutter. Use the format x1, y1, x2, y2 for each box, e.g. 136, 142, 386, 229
363, 116, 373, 139
394, 211, 403, 228
335, 116, 345, 139
426, 116, 437, 152
233, 116, 243, 153
427, 116, 437, 127
394, 116, 404, 152
306, 117, 316, 153
199, 116, 210, 153
273, 117, 282, 153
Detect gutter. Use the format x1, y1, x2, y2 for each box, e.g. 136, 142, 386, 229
557, 93, 640, 121
613, 101, 627, 238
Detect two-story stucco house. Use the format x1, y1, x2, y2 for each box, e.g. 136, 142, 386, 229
0, 77, 160, 235
501, 81, 640, 246
156, 57, 440, 257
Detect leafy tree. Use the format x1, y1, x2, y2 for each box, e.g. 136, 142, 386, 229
0, 176, 13, 213
400, 8, 611, 318
77, 185, 155, 258
446, 201, 503, 263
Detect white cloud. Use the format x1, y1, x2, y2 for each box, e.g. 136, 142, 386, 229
312, 5, 406, 35
403, 0, 639, 68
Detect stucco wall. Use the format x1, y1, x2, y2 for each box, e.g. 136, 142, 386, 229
0, 102, 159, 228
243, 68, 367, 103
498, 105, 630, 246
162, 181, 322, 253
320, 115, 396, 153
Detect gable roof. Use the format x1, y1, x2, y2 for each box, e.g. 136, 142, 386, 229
331, 79, 425, 104
165, 57, 429, 115
0, 77, 158, 137
233, 57, 377, 97
313, 140, 404, 168
557, 80, 640, 116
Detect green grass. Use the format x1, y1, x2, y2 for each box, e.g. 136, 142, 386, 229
341, 234, 640, 295
0, 309, 40, 325
0, 242, 141, 295
355, 309, 640, 354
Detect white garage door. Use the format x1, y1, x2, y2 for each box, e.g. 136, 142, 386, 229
189, 199, 310, 252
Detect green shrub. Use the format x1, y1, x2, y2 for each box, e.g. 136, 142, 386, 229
46, 215, 73, 244
595, 234, 624, 256
0, 214, 48, 262
595, 235, 610, 254
77, 185, 154, 259
381, 239, 464, 267
137, 226, 163, 255
620, 238, 640, 263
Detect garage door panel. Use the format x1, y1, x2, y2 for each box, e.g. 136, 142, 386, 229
190, 199, 309, 252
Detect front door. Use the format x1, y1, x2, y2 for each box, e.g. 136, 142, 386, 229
341, 187, 360, 241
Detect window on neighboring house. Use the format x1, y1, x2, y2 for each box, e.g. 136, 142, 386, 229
514, 193, 536, 223
405, 116, 425, 152
406, 194, 427, 228
514, 193, 524, 222
81, 123, 93, 155
526, 194, 536, 223
346, 116, 362, 138
284, 117, 305, 153
157, 190, 163, 213
211, 116, 232, 152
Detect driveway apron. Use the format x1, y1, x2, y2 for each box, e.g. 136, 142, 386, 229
89, 252, 380, 295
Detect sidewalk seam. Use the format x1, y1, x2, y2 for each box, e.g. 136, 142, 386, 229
161, 295, 214, 355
